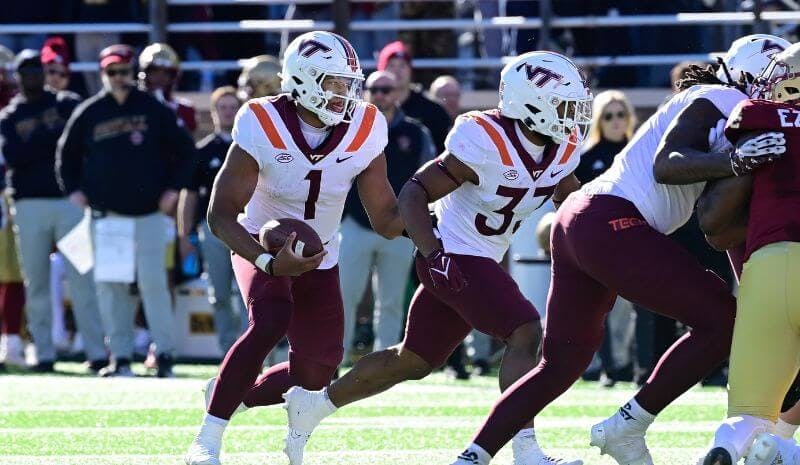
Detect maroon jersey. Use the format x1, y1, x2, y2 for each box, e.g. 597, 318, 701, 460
725, 99, 800, 261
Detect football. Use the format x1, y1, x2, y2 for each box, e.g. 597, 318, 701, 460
259, 218, 324, 258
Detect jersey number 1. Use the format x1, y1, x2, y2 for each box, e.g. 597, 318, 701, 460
304, 170, 322, 220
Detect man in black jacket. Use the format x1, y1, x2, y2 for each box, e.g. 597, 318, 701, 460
56, 44, 198, 377
0, 49, 106, 373
339, 70, 435, 364
178, 86, 246, 354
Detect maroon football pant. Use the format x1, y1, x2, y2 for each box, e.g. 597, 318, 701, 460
472, 193, 736, 455
0, 282, 24, 334
207, 254, 344, 420
403, 254, 540, 368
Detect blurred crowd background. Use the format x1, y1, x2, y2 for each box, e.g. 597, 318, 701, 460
0, 0, 784, 382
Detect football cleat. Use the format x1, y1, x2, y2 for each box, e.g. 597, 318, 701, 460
282, 387, 335, 465
0, 334, 26, 369
513, 430, 583, 465
590, 415, 654, 465
202, 378, 248, 415
745, 432, 800, 465
184, 440, 221, 465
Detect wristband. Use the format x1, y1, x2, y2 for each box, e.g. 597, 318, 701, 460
254, 253, 273, 274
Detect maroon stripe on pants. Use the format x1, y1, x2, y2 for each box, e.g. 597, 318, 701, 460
472, 193, 735, 455
0, 282, 24, 334
207, 254, 344, 419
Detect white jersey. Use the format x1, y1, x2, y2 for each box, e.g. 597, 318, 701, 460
233, 94, 388, 269
437, 110, 581, 262
588, 85, 745, 234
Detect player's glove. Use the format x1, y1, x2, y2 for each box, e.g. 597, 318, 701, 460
425, 248, 467, 293
730, 131, 787, 176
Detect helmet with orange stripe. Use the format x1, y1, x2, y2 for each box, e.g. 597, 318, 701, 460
499, 51, 593, 144
281, 31, 365, 126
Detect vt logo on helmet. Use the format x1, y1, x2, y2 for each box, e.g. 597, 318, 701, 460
498, 51, 593, 145
281, 31, 365, 127
716, 34, 791, 94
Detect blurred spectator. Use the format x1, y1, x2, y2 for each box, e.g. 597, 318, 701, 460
0, 46, 17, 108
0, 50, 106, 373
348, 2, 401, 60
0, 173, 25, 371
237, 55, 281, 101
138, 43, 197, 134
429, 75, 461, 120
73, 0, 143, 95
575, 90, 637, 184
56, 44, 197, 378
41, 37, 72, 93
339, 71, 434, 363
179, 86, 247, 354
377, 41, 451, 154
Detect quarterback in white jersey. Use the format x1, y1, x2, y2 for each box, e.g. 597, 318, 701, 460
446, 34, 790, 465
185, 31, 404, 465
280, 51, 592, 465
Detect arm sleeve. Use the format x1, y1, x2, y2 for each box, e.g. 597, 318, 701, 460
161, 103, 199, 190
231, 103, 264, 169
444, 114, 492, 173
725, 99, 782, 144
55, 106, 86, 195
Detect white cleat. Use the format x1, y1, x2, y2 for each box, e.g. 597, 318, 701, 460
590, 416, 654, 465
745, 432, 799, 465
282, 386, 335, 465
513, 433, 583, 465
0, 334, 26, 368
202, 378, 248, 415
184, 440, 221, 465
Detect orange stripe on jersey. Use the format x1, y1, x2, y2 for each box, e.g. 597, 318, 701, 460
248, 102, 286, 150
473, 116, 514, 166
345, 104, 377, 152
557, 130, 578, 165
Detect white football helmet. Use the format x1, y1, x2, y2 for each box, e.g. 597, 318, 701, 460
499, 51, 592, 144
281, 31, 364, 126
716, 34, 791, 93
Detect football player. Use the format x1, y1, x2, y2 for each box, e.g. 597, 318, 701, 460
237, 54, 281, 101
184, 31, 404, 465
282, 50, 592, 465
437, 34, 788, 465
138, 42, 197, 133
696, 42, 800, 465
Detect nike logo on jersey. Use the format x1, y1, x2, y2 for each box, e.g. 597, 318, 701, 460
550, 169, 565, 178
336, 156, 353, 163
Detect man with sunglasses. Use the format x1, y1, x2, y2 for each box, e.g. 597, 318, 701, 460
56, 44, 198, 378
0, 49, 106, 374
338, 70, 435, 365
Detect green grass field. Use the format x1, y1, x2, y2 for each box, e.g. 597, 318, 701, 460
0, 362, 727, 464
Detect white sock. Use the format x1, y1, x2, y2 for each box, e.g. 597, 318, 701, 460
321, 387, 338, 413
458, 443, 492, 465
776, 418, 799, 439
196, 414, 228, 452
713, 415, 774, 457
618, 398, 656, 431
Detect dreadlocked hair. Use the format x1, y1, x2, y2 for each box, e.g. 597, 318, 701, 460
675, 59, 749, 94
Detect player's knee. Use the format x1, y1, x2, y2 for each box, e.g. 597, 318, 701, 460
506, 320, 542, 357
394, 346, 433, 380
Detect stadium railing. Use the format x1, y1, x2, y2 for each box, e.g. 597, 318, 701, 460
2, 8, 798, 73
